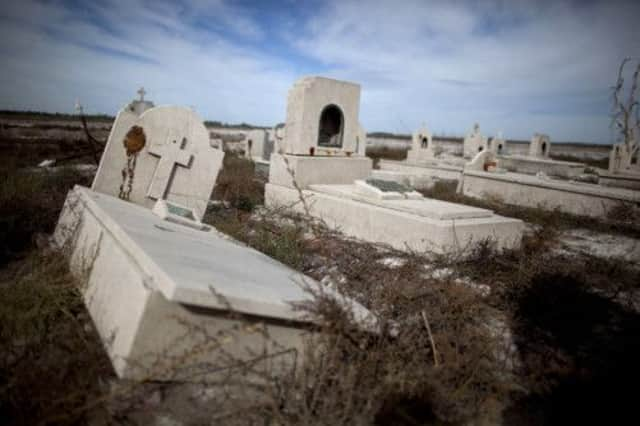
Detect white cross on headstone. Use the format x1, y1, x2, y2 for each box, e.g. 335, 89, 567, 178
147, 137, 193, 200
137, 87, 146, 102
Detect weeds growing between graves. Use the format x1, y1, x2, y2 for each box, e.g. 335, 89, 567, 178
0, 251, 113, 426
365, 146, 408, 167
0, 161, 93, 266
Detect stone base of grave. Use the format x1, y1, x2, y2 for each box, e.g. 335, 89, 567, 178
598, 171, 640, 190
269, 153, 372, 189
461, 170, 640, 217
377, 159, 464, 188
265, 183, 523, 254
54, 186, 372, 381
496, 155, 585, 178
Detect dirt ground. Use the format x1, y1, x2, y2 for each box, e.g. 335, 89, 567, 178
1, 114, 639, 425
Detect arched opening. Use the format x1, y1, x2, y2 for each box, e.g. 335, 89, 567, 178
498, 144, 503, 154
247, 138, 253, 155
478, 146, 484, 152
421, 136, 428, 149
541, 142, 547, 155
317, 105, 344, 148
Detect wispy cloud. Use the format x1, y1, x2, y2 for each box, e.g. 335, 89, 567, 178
0, 0, 638, 142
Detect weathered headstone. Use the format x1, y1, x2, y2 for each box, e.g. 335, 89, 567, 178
406, 124, 436, 163
93, 98, 224, 221
529, 133, 551, 158
489, 131, 507, 155
463, 123, 488, 158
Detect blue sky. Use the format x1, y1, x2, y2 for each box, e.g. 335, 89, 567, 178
0, 0, 638, 143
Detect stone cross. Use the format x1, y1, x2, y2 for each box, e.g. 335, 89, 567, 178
147, 136, 193, 200
137, 87, 146, 102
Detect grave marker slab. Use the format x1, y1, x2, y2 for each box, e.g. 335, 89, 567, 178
93, 100, 223, 221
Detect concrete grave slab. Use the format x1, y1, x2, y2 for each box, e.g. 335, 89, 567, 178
461, 170, 640, 217
55, 186, 374, 380
266, 183, 523, 253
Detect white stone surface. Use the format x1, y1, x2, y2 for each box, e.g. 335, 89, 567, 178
353, 180, 423, 201
280, 76, 361, 156
269, 153, 372, 189
463, 123, 488, 158
497, 154, 585, 178
244, 129, 270, 162
55, 186, 374, 379
461, 170, 640, 217
608, 141, 640, 174
529, 133, 551, 158
406, 125, 436, 163
92, 105, 224, 220
378, 160, 463, 184
598, 171, 640, 190
265, 183, 523, 254
487, 132, 507, 155
356, 122, 367, 156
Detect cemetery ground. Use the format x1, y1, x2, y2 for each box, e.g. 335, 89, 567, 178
2, 118, 640, 425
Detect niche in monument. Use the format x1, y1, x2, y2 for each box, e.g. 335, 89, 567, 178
541, 141, 547, 155
421, 136, 428, 148
317, 104, 344, 148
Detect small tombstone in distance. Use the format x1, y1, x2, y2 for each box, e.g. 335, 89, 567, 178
489, 131, 508, 156
529, 133, 551, 158
463, 123, 488, 158
407, 124, 436, 163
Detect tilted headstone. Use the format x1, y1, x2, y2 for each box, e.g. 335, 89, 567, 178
92, 102, 224, 221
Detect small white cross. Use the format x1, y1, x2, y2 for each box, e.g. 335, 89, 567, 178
147, 137, 193, 200
137, 87, 146, 101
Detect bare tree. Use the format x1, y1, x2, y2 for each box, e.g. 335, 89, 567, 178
611, 57, 640, 168
75, 99, 106, 165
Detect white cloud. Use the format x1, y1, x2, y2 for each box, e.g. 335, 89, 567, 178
0, 0, 638, 142
294, 0, 640, 141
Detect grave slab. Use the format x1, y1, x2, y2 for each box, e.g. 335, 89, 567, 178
266, 183, 523, 253
55, 186, 374, 380
461, 170, 640, 217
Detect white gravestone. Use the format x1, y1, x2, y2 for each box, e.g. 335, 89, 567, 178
244, 129, 269, 161
406, 125, 436, 163
266, 77, 523, 254
463, 123, 488, 159
93, 105, 224, 220
280, 76, 362, 156
268, 77, 372, 190
529, 133, 551, 158
488, 132, 507, 155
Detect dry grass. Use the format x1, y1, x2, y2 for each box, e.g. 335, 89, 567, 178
0, 161, 93, 266
0, 251, 113, 425
1, 129, 639, 424
366, 146, 408, 167
211, 153, 266, 213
